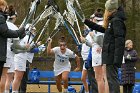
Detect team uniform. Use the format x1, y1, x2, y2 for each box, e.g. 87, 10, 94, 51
26, 52, 34, 63
4, 21, 18, 72
92, 42, 102, 66
91, 21, 104, 67
81, 34, 92, 70
14, 35, 34, 71
52, 47, 76, 76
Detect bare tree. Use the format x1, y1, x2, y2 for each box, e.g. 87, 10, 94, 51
131, 0, 136, 43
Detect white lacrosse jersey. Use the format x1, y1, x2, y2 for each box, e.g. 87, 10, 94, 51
52, 47, 76, 76
4, 21, 19, 68
14, 35, 34, 63
6, 21, 18, 58
81, 33, 92, 60
91, 21, 104, 66
92, 21, 104, 47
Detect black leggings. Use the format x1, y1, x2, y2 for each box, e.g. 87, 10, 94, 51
106, 65, 120, 93
123, 84, 133, 93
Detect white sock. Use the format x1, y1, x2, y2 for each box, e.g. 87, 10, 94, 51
85, 92, 89, 93
4, 90, 9, 93
12, 91, 18, 93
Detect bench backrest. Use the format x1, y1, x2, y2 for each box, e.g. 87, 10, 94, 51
29, 70, 139, 80
68, 71, 82, 78
40, 71, 54, 78
28, 71, 82, 79
135, 72, 140, 80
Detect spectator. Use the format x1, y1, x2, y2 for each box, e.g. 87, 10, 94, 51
121, 40, 138, 93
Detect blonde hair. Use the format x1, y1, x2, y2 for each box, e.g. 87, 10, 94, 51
0, 0, 7, 11
125, 40, 133, 48
103, 9, 116, 29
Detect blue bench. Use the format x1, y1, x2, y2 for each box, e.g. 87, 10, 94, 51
135, 72, 140, 80
28, 71, 82, 93
133, 72, 140, 93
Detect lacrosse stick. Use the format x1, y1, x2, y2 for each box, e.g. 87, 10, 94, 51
51, 3, 80, 45
20, 0, 41, 28
64, 0, 82, 37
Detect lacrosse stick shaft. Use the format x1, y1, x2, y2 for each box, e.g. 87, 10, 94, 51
69, 25, 80, 44
75, 0, 85, 18
27, 0, 40, 44
45, 28, 60, 46
71, 5, 84, 22
75, 0, 81, 9
74, 13, 82, 37
35, 18, 50, 44
63, 15, 81, 43
63, 21, 79, 45
50, 29, 60, 39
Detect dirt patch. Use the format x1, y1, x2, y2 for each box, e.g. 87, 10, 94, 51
27, 84, 81, 93
27, 84, 123, 93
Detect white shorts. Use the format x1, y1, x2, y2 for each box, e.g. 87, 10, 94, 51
8, 61, 15, 73
54, 62, 71, 76
5, 47, 15, 68
4, 56, 15, 68
92, 45, 102, 67
14, 54, 27, 71
3, 59, 11, 68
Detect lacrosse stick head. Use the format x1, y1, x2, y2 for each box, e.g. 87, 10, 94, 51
68, 0, 74, 4
25, 23, 36, 35
53, 12, 64, 30
36, 0, 41, 4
